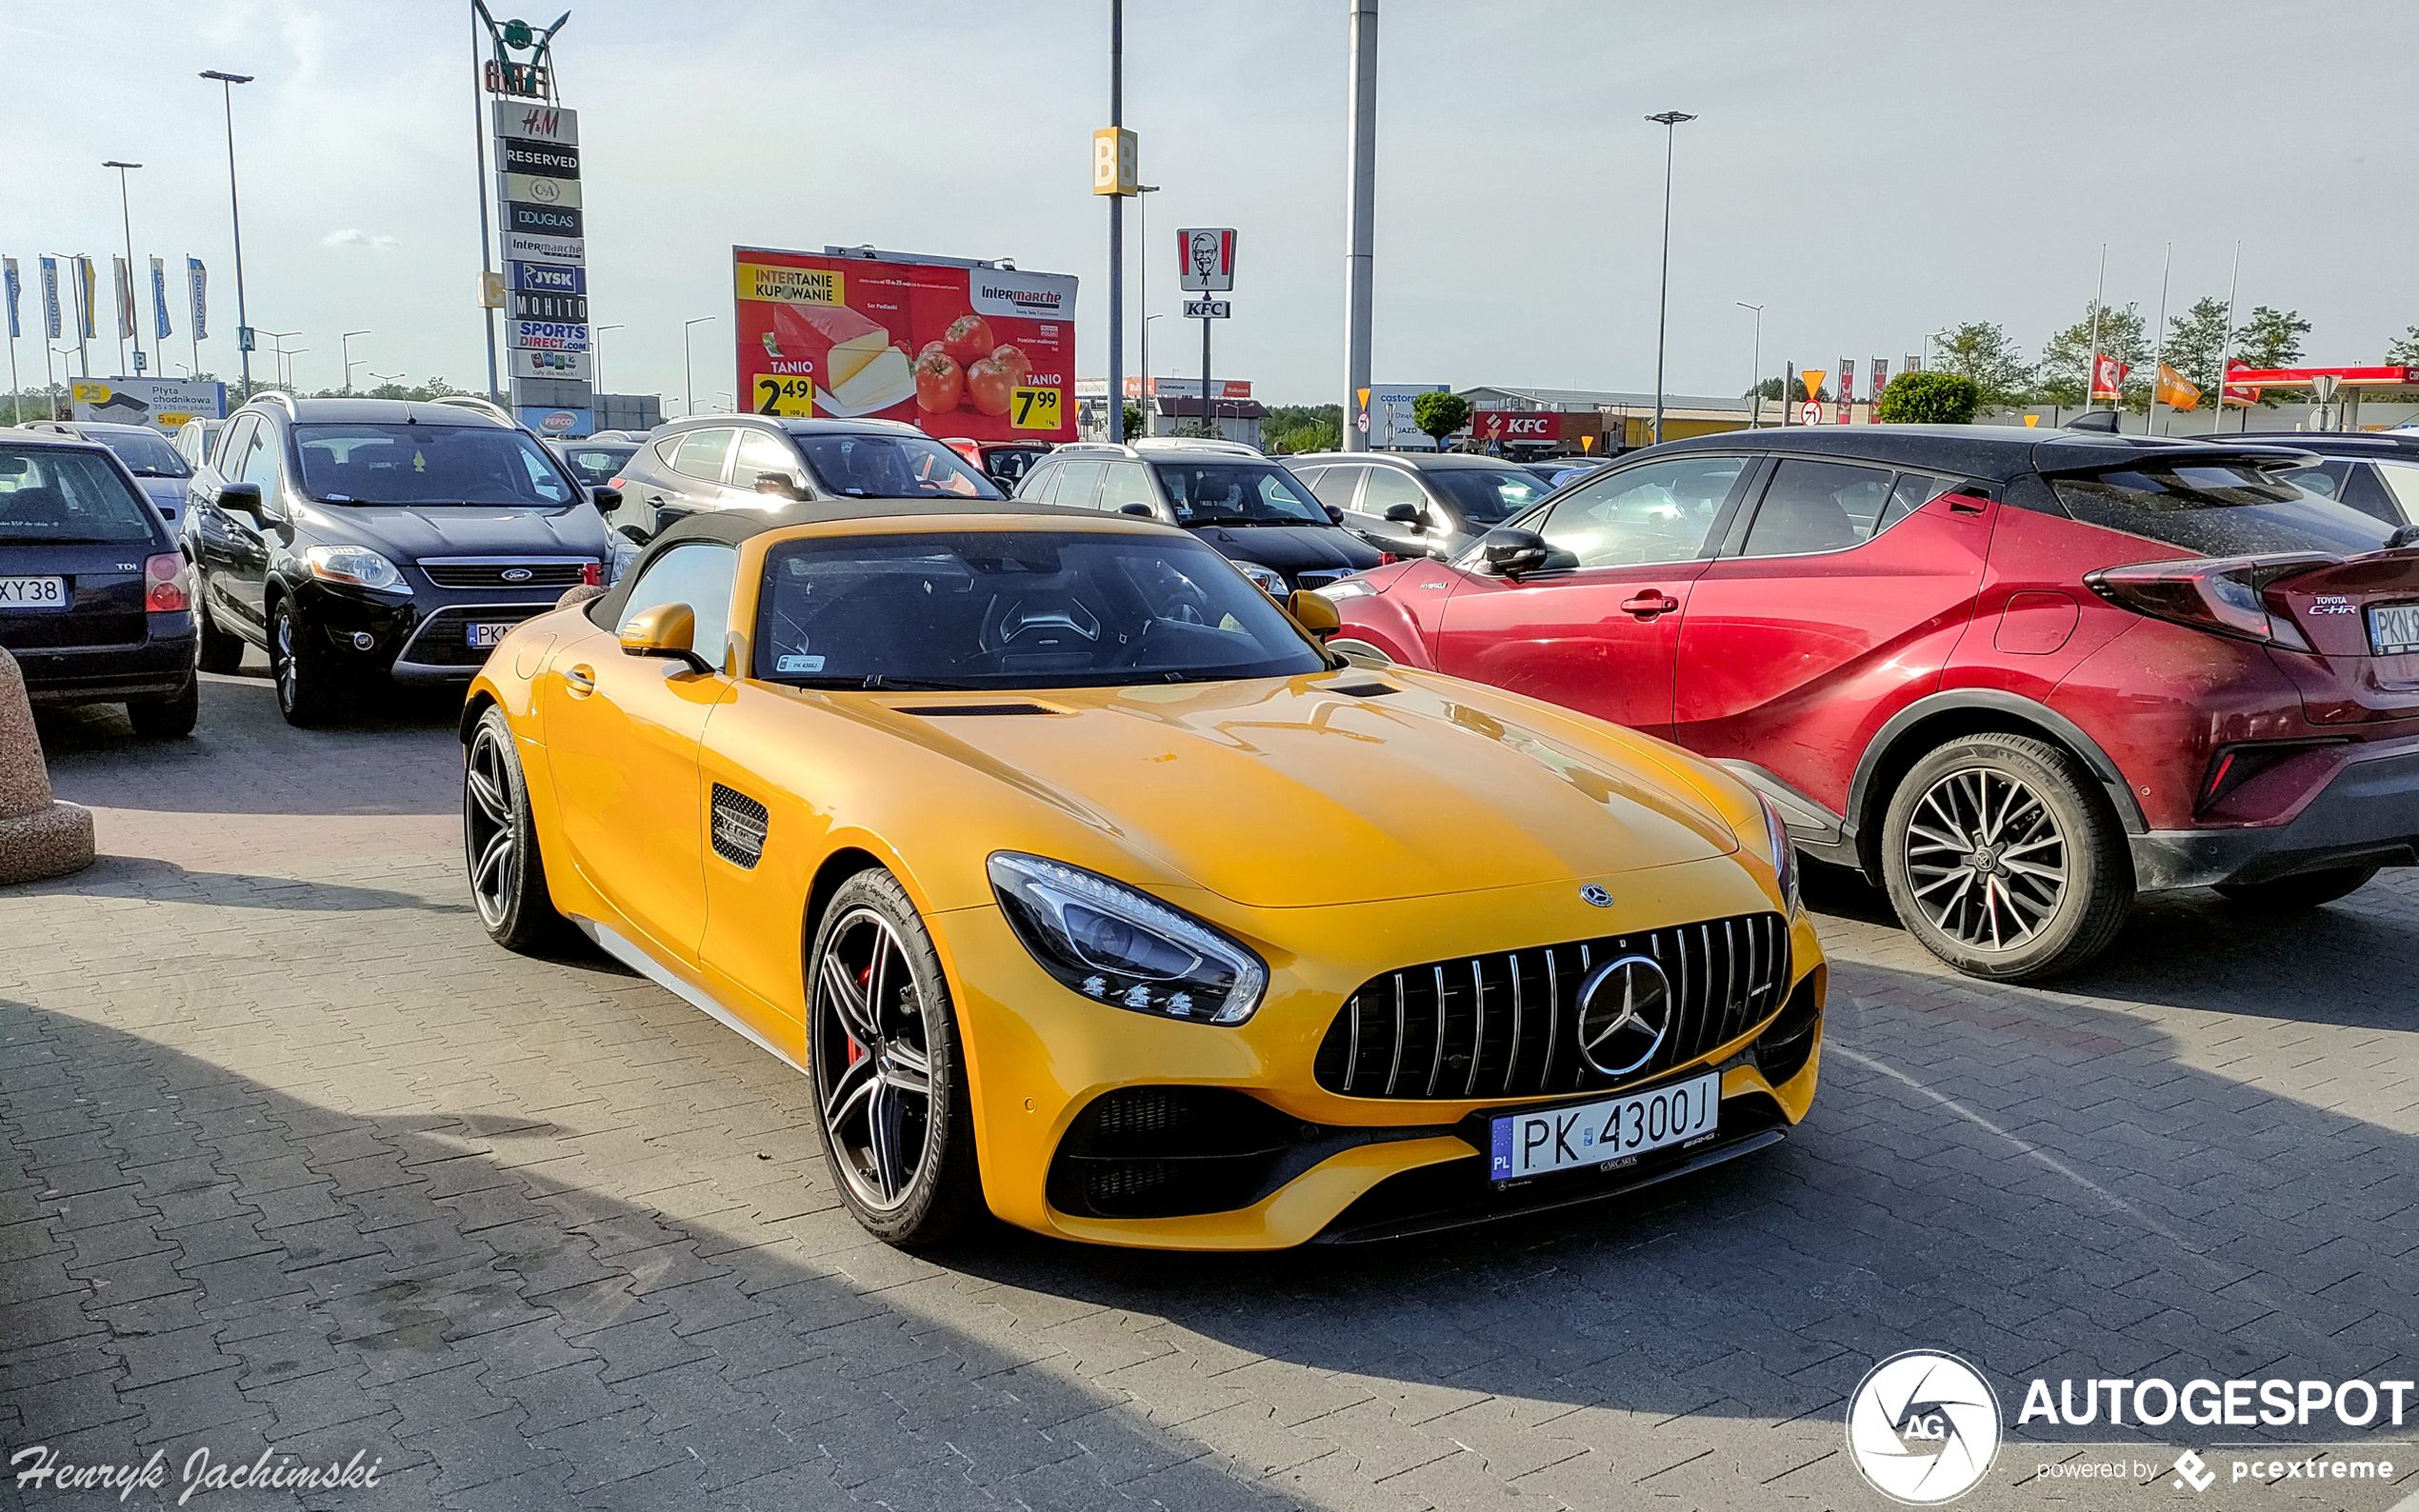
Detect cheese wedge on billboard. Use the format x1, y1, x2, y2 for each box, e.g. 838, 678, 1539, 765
769, 303, 890, 391
820, 345, 913, 416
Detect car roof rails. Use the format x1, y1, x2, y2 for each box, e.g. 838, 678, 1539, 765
429, 394, 518, 427
253, 390, 299, 416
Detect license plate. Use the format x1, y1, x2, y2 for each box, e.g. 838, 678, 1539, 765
467, 622, 513, 648
0, 575, 69, 610
2369, 602, 2419, 656
1489, 1070, 1720, 1183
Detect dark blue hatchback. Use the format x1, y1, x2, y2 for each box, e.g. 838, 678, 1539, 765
0, 429, 198, 736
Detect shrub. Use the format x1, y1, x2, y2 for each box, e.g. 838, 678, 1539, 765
1874, 371, 1981, 425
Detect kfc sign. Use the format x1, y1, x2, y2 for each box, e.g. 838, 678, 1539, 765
1476, 410, 1566, 441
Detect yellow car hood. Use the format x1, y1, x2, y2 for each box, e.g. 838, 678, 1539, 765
877, 675, 1739, 908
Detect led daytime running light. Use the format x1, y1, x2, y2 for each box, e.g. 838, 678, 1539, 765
988, 852, 1267, 1025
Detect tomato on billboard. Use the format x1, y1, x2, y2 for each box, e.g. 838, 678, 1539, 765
731, 246, 1077, 442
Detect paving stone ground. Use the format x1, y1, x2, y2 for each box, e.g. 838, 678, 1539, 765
4, 658, 2415, 1511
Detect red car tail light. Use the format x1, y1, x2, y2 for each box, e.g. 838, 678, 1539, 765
2083, 553, 2332, 651
143, 552, 191, 613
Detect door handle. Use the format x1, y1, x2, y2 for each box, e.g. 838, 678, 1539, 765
1620, 591, 1681, 618
565, 664, 596, 697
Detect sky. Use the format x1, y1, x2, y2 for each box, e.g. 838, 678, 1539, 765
5, 1, 2411, 412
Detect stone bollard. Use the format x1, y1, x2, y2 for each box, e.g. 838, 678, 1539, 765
0, 647, 95, 884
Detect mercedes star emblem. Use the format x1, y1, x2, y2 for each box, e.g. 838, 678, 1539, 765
1579, 884, 1612, 907
1573, 954, 1671, 1078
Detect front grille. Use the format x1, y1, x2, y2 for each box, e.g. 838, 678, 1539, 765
394, 605, 550, 667
419, 559, 591, 589
1293, 568, 1354, 592
1313, 911, 1789, 1101
1046, 1086, 1308, 1220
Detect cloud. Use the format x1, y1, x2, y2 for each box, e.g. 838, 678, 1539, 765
322, 229, 398, 249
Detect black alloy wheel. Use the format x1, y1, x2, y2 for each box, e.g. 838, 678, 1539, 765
807, 870, 981, 1248
462, 706, 564, 951
270, 598, 342, 727
1881, 732, 2132, 982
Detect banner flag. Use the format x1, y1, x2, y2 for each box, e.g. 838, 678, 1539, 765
3, 257, 19, 340
2089, 353, 2130, 400
39, 256, 62, 339
71, 256, 96, 340
110, 256, 134, 340
2155, 362, 2200, 411
188, 257, 208, 342
150, 256, 172, 342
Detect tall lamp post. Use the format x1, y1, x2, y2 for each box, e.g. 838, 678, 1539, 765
259, 329, 296, 390
682, 316, 712, 416
103, 160, 144, 377
591, 324, 624, 396
1134, 184, 1160, 414
1736, 301, 1764, 428
1646, 109, 1695, 446
199, 71, 255, 400
340, 329, 370, 393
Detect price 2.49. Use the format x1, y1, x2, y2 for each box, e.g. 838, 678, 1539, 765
754, 375, 815, 419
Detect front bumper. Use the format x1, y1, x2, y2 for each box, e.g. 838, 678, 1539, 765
2130, 733, 2419, 890
292, 579, 569, 686
934, 857, 1827, 1249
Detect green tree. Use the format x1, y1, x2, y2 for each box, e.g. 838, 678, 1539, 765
1746, 377, 1784, 401
2388, 326, 2419, 367
1122, 404, 1145, 441
1410, 391, 1471, 449
1933, 322, 2032, 408
2161, 296, 2230, 397
1786, 376, 1832, 404
2039, 300, 2148, 411
2234, 306, 2310, 370
1874, 371, 1980, 425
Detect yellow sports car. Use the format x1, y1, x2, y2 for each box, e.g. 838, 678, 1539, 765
461, 501, 1825, 1249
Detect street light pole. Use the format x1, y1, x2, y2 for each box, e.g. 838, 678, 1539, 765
1646, 110, 1695, 447
1135, 184, 1159, 423
340, 330, 370, 393
683, 317, 712, 416
1343, 0, 1379, 451
1106, 0, 1124, 441
200, 71, 255, 401
1736, 302, 1763, 428
591, 324, 624, 396
104, 161, 145, 377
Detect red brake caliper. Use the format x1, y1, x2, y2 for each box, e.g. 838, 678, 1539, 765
846, 963, 872, 1065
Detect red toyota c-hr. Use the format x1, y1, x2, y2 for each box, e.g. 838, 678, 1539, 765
1321, 426, 2419, 980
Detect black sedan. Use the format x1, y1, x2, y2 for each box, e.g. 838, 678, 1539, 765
0, 429, 198, 735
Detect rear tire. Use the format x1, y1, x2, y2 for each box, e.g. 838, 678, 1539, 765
463, 706, 566, 951
806, 870, 983, 1249
195, 592, 245, 673
270, 598, 344, 727
128, 678, 199, 739
2213, 865, 2379, 909
1881, 732, 2133, 982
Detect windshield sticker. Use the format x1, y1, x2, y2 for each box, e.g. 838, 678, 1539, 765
413, 451, 427, 471
776, 654, 825, 673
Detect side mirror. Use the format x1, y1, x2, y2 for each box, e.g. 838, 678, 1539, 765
753, 470, 806, 501
1382, 502, 1421, 525
618, 602, 713, 674
1324, 504, 1346, 526
215, 482, 265, 523
615, 522, 651, 546
1288, 589, 1342, 642
589, 486, 623, 512
1478, 527, 1553, 580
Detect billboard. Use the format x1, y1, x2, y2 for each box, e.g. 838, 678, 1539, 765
1472, 410, 1603, 448
68, 377, 226, 435
732, 246, 1076, 443
1369, 383, 1449, 448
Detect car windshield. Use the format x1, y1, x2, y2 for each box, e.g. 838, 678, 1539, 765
556, 443, 636, 487
0, 445, 160, 544
291, 423, 579, 507
1150, 463, 1327, 527
793, 434, 1006, 500
1427, 467, 1556, 525
753, 529, 1328, 690
2052, 464, 2395, 558
91, 428, 190, 478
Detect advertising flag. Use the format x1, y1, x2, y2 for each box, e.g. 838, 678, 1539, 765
2221, 363, 2259, 408
1837, 359, 1856, 425
39, 256, 61, 339
2155, 363, 2201, 411
3, 257, 19, 340
150, 256, 172, 342
2089, 353, 2130, 400
110, 256, 134, 341
1869, 358, 1889, 423
188, 257, 208, 342
70, 256, 96, 340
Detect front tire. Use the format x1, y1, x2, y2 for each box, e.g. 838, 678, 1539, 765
270, 597, 344, 727
128, 677, 199, 739
463, 706, 565, 951
1881, 732, 2133, 982
807, 871, 982, 1248
2214, 865, 2379, 909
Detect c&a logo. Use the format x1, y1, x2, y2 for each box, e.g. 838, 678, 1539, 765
1846, 1351, 2004, 1504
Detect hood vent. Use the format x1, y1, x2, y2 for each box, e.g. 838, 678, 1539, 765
896, 703, 1061, 717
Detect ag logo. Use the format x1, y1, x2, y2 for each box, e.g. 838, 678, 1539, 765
1846, 1351, 2001, 1505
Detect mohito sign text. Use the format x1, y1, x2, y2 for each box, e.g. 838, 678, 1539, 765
512, 292, 588, 322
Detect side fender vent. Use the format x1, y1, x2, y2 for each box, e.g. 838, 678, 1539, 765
710, 785, 769, 868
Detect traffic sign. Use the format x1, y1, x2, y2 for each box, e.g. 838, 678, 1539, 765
1800, 401, 1823, 426
1183, 299, 1229, 319
1356, 411, 1370, 433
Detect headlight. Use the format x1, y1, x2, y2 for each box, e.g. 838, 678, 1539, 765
1754, 792, 1801, 915
988, 852, 1268, 1025
1230, 560, 1287, 597
1317, 575, 1376, 600
305, 546, 404, 591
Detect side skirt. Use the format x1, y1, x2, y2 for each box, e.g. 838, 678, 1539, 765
573, 916, 812, 1081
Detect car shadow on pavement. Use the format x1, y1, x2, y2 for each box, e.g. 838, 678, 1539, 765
0, 854, 477, 916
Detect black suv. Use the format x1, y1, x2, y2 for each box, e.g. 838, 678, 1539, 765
1287, 450, 1560, 561
608, 415, 1007, 541
181, 395, 614, 726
